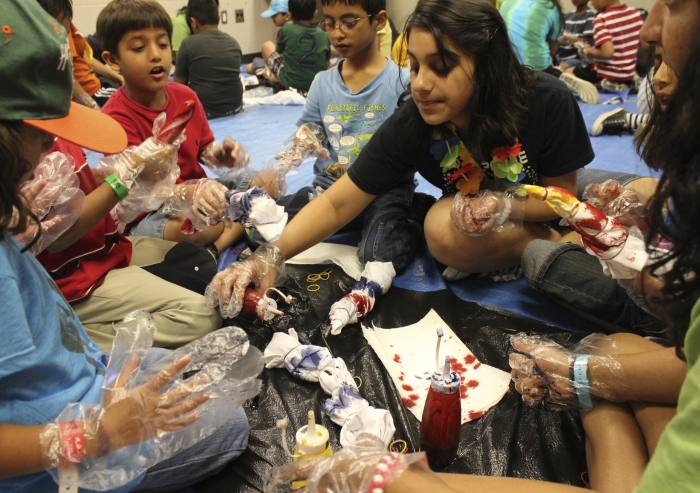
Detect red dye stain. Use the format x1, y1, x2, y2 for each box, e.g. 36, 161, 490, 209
466, 379, 479, 389
469, 411, 485, 420
402, 384, 414, 391
349, 293, 371, 316
464, 355, 476, 365
473, 362, 481, 370
393, 354, 401, 363
402, 397, 416, 408
399, 375, 404, 381
460, 385, 469, 399
409, 394, 420, 401
450, 357, 467, 374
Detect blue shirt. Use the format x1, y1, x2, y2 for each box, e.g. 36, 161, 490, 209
0, 236, 106, 492
297, 58, 409, 189
501, 0, 562, 71
558, 8, 597, 63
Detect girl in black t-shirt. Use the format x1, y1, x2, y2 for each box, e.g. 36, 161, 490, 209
208, 0, 594, 317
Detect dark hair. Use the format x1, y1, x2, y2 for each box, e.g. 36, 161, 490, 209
97, 0, 173, 57
35, 0, 73, 21
399, 0, 535, 162
320, 0, 386, 17
289, 0, 317, 21
187, 0, 219, 26
0, 122, 40, 251
637, 35, 700, 356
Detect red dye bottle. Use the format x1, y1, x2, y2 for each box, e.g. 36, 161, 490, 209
420, 355, 461, 468
240, 288, 284, 321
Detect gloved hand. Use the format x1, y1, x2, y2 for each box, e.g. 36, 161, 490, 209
100, 135, 181, 189
583, 179, 647, 229
451, 189, 512, 236
200, 136, 250, 176
205, 244, 285, 318
509, 333, 628, 411
16, 152, 86, 255
40, 352, 208, 470
160, 179, 229, 235
265, 435, 435, 493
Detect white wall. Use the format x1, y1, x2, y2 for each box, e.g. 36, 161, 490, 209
72, 0, 277, 55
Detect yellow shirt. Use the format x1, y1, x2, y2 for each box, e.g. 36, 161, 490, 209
391, 32, 409, 68
377, 22, 392, 58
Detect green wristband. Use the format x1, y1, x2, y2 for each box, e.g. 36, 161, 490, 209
104, 174, 129, 201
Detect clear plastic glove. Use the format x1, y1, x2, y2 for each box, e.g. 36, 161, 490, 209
509, 333, 629, 411
451, 189, 512, 236
200, 136, 250, 176
16, 152, 86, 255
205, 243, 285, 318
255, 123, 331, 199
574, 40, 593, 64
160, 179, 229, 235
40, 311, 263, 491
265, 435, 434, 493
583, 179, 647, 229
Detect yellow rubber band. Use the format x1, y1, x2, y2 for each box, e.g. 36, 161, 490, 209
307, 284, 320, 292
389, 439, 408, 454
307, 267, 333, 282
353, 375, 363, 389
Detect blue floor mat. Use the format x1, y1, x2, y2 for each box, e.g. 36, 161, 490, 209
88, 93, 647, 334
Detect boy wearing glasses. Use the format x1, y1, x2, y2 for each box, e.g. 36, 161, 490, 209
260, 0, 330, 93
274, 0, 418, 271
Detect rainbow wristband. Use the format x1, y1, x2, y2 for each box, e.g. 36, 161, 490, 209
104, 174, 129, 201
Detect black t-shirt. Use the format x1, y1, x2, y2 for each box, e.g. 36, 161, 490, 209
348, 72, 594, 196
174, 30, 243, 116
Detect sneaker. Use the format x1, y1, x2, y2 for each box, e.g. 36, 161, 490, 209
600, 78, 632, 93
590, 108, 630, 136
560, 72, 601, 104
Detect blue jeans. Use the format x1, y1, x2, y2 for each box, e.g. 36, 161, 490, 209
521, 240, 667, 336
272, 182, 418, 271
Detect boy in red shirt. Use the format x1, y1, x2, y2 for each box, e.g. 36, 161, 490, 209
560, 0, 643, 101
99, 0, 259, 257
38, 139, 223, 349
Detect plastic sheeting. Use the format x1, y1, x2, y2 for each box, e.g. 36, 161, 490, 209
193, 263, 589, 493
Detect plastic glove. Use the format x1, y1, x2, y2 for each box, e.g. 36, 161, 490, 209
265, 435, 433, 493
226, 187, 288, 242
160, 179, 229, 235
255, 123, 331, 198
16, 152, 86, 255
451, 189, 512, 236
509, 333, 629, 411
40, 311, 262, 491
98, 102, 193, 231
583, 179, 647, 229
200, 136, 250, 176
205, 243, 285, 318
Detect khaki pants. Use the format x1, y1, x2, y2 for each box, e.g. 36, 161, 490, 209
73, 237, 222, 350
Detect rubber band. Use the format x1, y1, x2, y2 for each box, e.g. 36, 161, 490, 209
307, 284, 321, 292
307, 267, 333, 283
389, 439, 408, 454
353, 375, 363, 389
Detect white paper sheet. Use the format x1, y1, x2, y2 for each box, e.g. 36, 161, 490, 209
362, 309, 510, 424
286, 242, 364, 280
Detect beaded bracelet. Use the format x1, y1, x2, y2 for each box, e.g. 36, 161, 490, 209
364, 453, 406, 493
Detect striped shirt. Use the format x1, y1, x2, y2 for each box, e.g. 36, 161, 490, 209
593, 5, 643, 82
558, 8, 596, 63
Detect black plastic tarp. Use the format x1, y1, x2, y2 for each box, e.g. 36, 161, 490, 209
194, 264, 588, 493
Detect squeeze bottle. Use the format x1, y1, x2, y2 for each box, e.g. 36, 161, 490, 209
291, 411, 333, 490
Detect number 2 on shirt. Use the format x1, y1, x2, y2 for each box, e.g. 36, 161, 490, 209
297, 33, 319, 68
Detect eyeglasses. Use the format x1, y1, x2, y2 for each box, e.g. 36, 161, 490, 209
318, 15, 373, 33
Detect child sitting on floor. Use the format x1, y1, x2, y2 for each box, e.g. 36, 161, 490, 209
0, 1, 248, 490
560, 0, 643, 103
557, 0, 596, 70
174, 0, 244, 119
268, 0, 416, 271
98, 0, 261, 255
245, 0, 290, 76
259, 0, 331, 93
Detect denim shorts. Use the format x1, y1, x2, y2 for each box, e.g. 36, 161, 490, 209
576, 168, 641, 199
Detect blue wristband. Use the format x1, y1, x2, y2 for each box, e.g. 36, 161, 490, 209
573, 355, 593, 411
